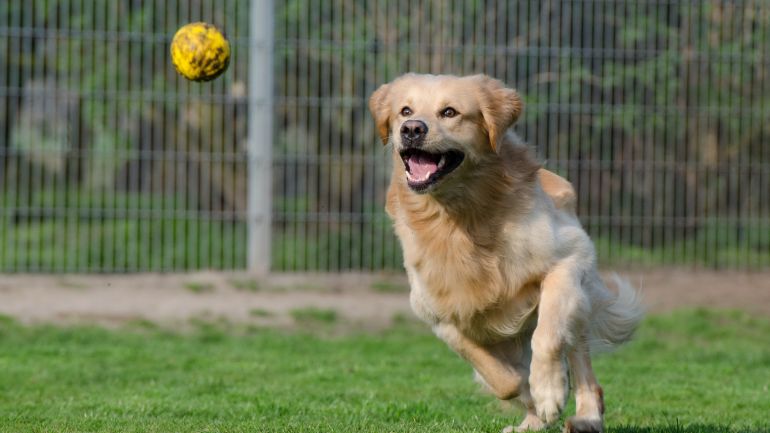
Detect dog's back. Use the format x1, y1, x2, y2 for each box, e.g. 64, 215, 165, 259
538, 169, 576, 213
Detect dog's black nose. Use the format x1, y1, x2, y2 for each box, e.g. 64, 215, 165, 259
400, 120, 428, 144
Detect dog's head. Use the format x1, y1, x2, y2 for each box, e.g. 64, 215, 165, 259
368, 74, 523, 193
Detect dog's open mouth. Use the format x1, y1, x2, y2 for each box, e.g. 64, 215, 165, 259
400, 148, 465, 192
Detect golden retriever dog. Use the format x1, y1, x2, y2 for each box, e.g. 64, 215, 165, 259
368, 74, 643, 433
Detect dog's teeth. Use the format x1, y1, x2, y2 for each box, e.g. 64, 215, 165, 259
406, 171, 429, 182
438, 156, 446, 168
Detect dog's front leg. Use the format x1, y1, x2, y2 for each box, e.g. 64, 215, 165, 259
433, 323, 524, 401
529, 258, 591, 426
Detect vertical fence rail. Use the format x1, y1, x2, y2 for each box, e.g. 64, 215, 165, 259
247, 0, 273, 274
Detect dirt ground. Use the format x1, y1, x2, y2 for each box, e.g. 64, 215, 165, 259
0, 268, 768, 329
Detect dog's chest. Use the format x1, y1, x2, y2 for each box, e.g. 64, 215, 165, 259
397, 210, 551, 338
397, 222, 503, 320
406, 263, 541, 341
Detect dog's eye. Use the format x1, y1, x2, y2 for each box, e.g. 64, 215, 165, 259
440, 107, 458, 118
400, 106, 413, 116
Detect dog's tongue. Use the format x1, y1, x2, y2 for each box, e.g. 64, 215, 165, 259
408, 153, 439, 180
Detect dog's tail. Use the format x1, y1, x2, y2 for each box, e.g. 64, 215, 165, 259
588, 274, 645, 352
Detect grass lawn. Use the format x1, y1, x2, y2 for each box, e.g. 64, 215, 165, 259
0, 310, 768, 433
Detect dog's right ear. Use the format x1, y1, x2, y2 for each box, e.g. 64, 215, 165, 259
368, 83, 392, 145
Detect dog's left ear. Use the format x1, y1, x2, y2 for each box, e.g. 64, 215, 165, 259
475, 75, 523, 151
368, 83, 392, 145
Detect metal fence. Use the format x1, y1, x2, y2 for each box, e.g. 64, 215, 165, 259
1, 1, 769, 273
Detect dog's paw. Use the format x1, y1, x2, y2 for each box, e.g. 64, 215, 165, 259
529, 357, 568, 424
535, 398, 561, 425
563, 416, 603, 433
509, 412, 547, 432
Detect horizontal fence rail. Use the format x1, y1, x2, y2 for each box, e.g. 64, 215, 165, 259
1, 0, 769, 272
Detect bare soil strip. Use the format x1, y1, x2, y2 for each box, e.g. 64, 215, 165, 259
0, 269, 768, 329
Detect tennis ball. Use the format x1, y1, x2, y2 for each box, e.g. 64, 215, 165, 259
170, 22, 230, 82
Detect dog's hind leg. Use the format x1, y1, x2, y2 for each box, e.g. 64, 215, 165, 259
563, 344, 604, 433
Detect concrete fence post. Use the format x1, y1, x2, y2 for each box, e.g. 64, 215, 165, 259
247, 0, 274, 274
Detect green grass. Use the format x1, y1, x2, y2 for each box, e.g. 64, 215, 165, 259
228, 278, 263, 292
591, 221, 770, 269
289, 307, 338, 325
371, 279, 410, 293
249, 308, 274, 318
0, 310, 768, 432
0, 217, 248, 272
183, 281, 216, 294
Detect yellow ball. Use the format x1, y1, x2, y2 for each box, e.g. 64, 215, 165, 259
170, 22, 230, 82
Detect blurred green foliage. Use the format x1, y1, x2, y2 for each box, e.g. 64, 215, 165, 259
1, 1, 769, 271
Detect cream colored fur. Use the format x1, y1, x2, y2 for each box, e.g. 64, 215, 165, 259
369, 74, 643, 433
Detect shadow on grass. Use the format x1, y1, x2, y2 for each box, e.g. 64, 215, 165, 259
608, 425, 767, 433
